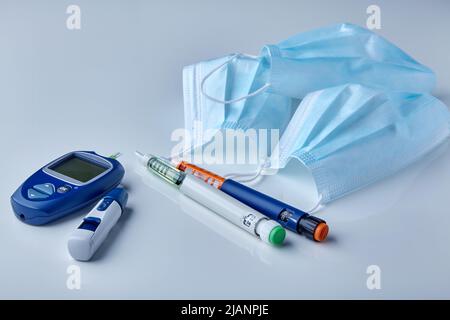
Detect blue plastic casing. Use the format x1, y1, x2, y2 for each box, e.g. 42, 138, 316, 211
79, 188, 128, 232
102, 187, 128, 210
95, 187, 128, 212
220, 179, 307, 233
10, 151, 125, 225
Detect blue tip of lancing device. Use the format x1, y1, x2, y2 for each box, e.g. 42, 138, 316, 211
103, 187, 128, 210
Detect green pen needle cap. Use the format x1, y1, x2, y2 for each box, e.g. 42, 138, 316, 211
269, 225, 286, 246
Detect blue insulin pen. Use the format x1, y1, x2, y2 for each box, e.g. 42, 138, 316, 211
176, 161, 329, 242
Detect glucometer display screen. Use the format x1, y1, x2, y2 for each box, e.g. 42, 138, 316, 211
50, 156, 108, 183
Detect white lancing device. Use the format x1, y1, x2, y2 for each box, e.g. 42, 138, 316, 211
180, 175, 285, 246
67, 187, 128, 261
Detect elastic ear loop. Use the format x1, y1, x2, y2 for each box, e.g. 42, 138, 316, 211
224, 165, 263, 182
200, 53, 271, 104
307, 194, 324, 213
223, 158, 270, 185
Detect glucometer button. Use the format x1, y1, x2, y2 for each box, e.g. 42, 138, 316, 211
27, 188, 48, 200
34, 183, 55, 196
57, 185, 72, 193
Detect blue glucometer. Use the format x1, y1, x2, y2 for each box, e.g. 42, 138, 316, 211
10, 151, 125, 225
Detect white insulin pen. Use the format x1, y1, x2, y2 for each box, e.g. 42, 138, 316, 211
67, 187, 128, 261
135, 152, 286, 246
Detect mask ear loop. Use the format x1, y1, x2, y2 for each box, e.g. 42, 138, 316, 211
307, 194, 324, 214
223, 158, 270, 185
224, 164, 264, 182
200, 53, 271, 104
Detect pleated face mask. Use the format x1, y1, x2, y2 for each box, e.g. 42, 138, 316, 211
266, 84, 450, 205
183, 54, 296, 148
260, 23, 436, 99
183, 23, 436, 148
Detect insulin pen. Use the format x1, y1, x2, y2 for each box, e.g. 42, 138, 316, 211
175, 161, 329, 242
67, 187, 128, 261
135, 152, 286, 246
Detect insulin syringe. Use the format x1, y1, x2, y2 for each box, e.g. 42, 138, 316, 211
175, 161, 329, 242
135, 152, 286, 246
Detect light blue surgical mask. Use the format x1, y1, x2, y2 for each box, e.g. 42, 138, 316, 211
266, 84, 450, 205
260, 23, 436, 98
183, 54, 234, 146
183, 54, 296, 148
183, 23, 436, 147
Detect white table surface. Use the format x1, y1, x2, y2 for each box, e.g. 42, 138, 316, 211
1, 0, 450, 299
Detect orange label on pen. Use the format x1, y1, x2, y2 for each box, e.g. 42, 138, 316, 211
177, 161, 225, 189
